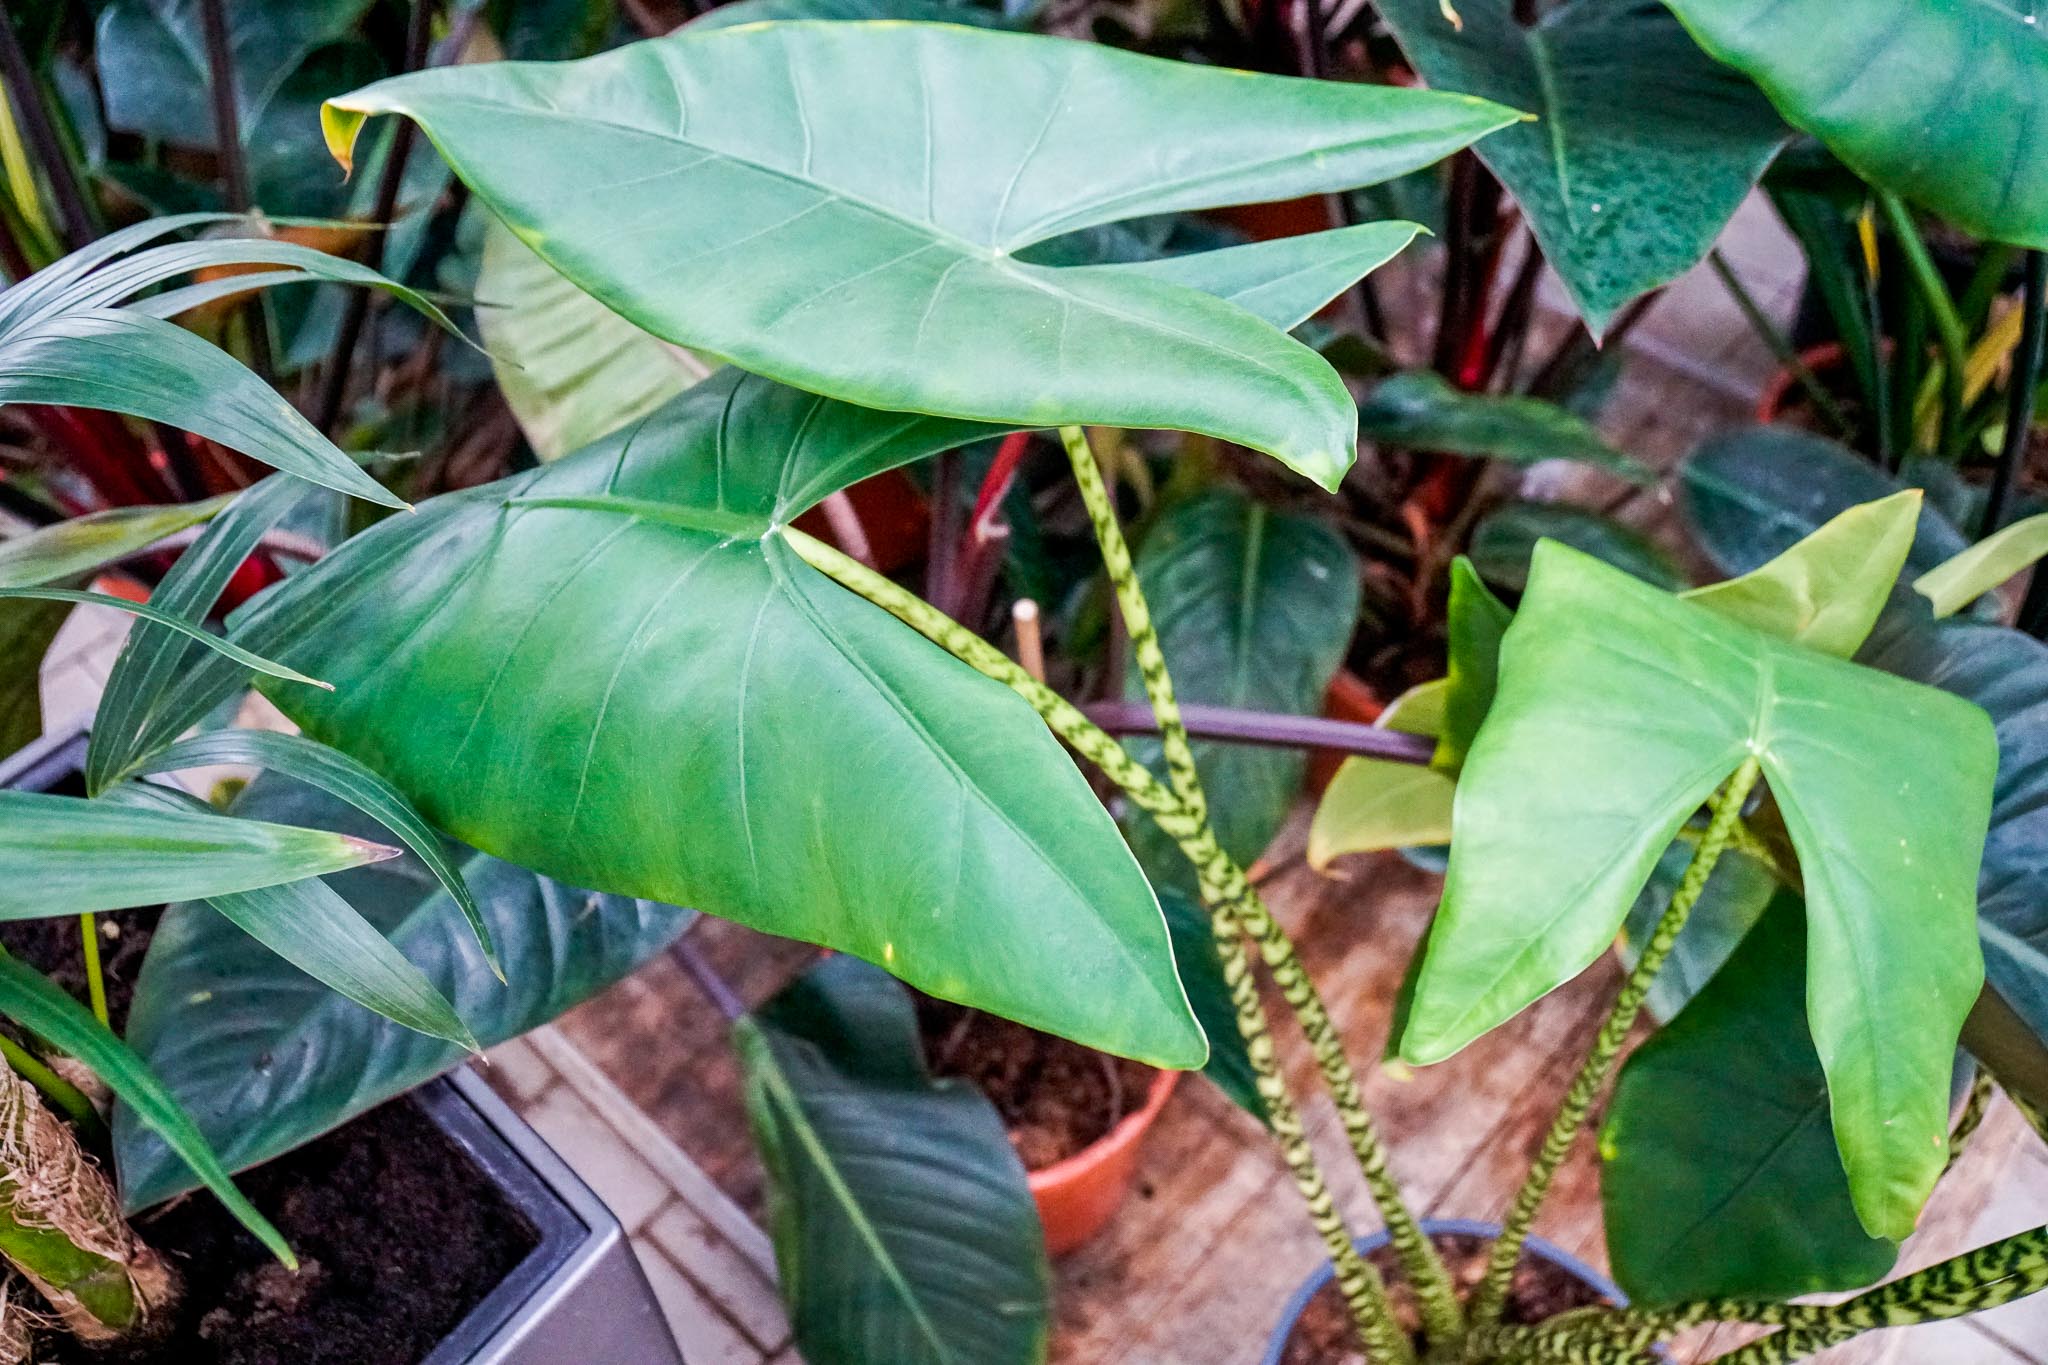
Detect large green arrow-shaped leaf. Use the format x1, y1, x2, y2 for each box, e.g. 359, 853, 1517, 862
114, 776, 693, 1210
739, 955, 1048, 1365
231, 370, 1204, 1067
1662, 0, 2048, 248
1121, 488, 1360, 890
1602, 893, 1898, 1303
1401, 542, 1995, 1239
1375, 0, 1786, 334
321, 21, 1519, 488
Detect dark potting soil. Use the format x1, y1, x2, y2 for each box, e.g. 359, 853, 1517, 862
916, 997, 1156, 1170
1278, 1232, 1608, 1365
0, 911, 538, 1365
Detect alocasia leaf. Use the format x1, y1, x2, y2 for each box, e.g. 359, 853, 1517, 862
321, 21, 1519, 487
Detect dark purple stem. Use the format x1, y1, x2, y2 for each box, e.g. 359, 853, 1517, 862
1081, 701, 1436, 765
669, 929, 744, 1024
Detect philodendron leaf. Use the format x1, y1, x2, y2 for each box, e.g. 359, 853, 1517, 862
1662, 0, 2048, 248
321, 21, 1520, 488
1602, 893, 1898, 1303
1402, 542, 1995, 1239
475, 217, 715, 462
1122, 489, 1360, 891
1433, 559, 1511, 773
739, 955, 1048, 1365
1375, 0, 1787, 334
1680, 426, 1968, 580
115, 776, 693, 1209
0, 789, 397, 916
1916, 512, 2048, 620
1682, 489, 1920, 658
1310, 680, 1455, 867
230, 371, 1205, 1068
1356, 371, 1655, 484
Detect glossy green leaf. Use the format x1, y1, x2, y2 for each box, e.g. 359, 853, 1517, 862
740, 954, 1048, 1365
1095, 221, 1425, 333
0, 789, 396, 917
1468, 499, 1686, 593
1681, 489, 1920, 658
323, 22, 1519, 487
1402, 542, 1995, 1238
1865, 613, 2048, 1070
0, 588, 331, 691
1121, 489, 1360, 890
1680, 426, 1967, 580
105, 780, 472, 1049
1602, 894, 1897, 1303
0, 950, 292, 1264
1310, 681, 1455, 868
1663, 0, 2048, 248
1356, 371, 1654, 483
231, 372, 1203, 1068
1376, 0, 1786, 333
1434, 559, 1511, 773
115, 777, 692, 1209
0, 497, 232, 590
475, 217, 715, 462
1159, 887, 1259, 1119
1917, 512, 2048, 619
139, 729, 499, 976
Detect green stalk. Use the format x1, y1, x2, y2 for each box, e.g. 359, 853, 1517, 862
77, 914, 109, 1030
785, 523, 1417, 1364
1057, 426, 1464, 1348
1944, 1069, 1995, 1173
0, 1035, 101, 1139
1468, 758, 1763, 1331
1707, 251, 1854, 438
1877, 192, 1969, 459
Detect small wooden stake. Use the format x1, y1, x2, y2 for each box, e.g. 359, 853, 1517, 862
1012, 598, 1046, 683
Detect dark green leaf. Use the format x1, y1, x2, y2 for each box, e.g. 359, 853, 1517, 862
233, 372, 1204, 1068
1402, 542, 1995, 1239
114, 776, 692, 1209
1122, 489, 1360, 890
1376, 0, 1786, 333
1357, 371, 1654, 483
1602, 894, 1897, 1303
0, 951, 293, 1264
0, 598, 68, 755
739, 955, 1049, 1365
1467, 500, 1686, 593
322, 22, 1518, 487
0, 588, 331, 691
0, 788, 395, 918
1664, 0, 2048, 248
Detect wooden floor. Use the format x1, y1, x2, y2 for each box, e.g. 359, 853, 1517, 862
553, 827, 2044, 1364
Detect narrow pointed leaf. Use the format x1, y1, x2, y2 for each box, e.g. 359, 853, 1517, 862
116, 777, 691, 1209
740, 955, 1049, 1365
140, 729, 499, 976
1917, 513, 2048, 620
0, 497, 233, 589
0, 589, 331, 690
0, 951, 293, 1265
322, 22, 1520, 487
1404, 543, 1994, 1239
1662, 0, 2048, 247
1357, 370, 1655, 483
1376, 0, 1787, 332
230, 372, 1203, 1067
0, 789, 396, 917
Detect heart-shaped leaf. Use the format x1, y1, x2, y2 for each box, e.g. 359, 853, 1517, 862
114, 775, 693, 1209
739, 955, 1048, 1365
1403, 542, 1995, 1239
1375, 0, 1787, 333
322, 21, 1520, 487
230, 371, 1204, 1067
1602, 893, 1898, 1303
1663, 0, 2048, 248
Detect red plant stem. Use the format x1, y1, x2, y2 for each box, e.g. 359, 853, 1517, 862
22, 405, 165, 507
968, 431, 1032, 536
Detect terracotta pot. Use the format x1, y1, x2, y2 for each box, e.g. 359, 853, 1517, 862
1028, 1067, 1179, 1255
1755, 341, 1849, 425
1307, 670, 1384, 796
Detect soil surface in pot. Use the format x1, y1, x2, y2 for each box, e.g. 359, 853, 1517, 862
0, 910, 538, 1365
916, 998, 1155, 1170
1278, 1232, 1607, 1364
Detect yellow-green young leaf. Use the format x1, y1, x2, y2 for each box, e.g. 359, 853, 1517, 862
1309, 680, 1454, 868
231, 371, 1204, 1069
322, 22, 1520, 488
1404, 543, 1995, 1240
1682, 490, 1921, 657
1916, 512, 2048, 620
0, 497, 232, 589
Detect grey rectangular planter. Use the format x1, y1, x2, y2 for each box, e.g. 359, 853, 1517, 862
1, 725, 687, 1365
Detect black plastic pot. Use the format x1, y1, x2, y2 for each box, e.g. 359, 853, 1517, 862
1, 725, 686, 1365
